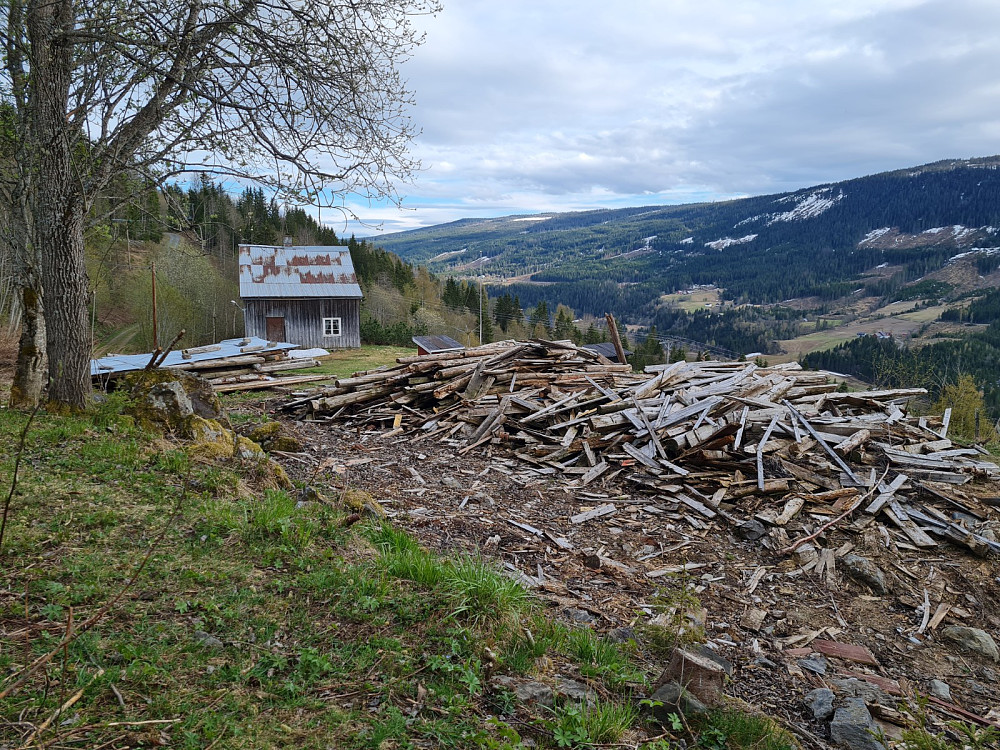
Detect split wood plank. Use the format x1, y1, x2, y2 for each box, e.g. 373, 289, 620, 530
756, 413, 781, 491
811, 639, 879, 666
783, 400, 864, 486
570, 503, 617, 524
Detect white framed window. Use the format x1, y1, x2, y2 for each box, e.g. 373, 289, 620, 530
322, 317, 341, 337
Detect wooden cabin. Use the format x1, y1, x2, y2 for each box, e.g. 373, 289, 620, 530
239, 244, 363, 348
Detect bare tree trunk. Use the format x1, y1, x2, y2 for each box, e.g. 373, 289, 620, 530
9, 193, 47, 408
5, 0, 48, 409
39, 205, 89, 410
28, 0, 90, 411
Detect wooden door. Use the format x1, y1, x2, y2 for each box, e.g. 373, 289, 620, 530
265, 316, 286, 342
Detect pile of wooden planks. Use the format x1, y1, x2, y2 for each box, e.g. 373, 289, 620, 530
178, 348, 327, 393
285, 339, 1000, 557
283, 339, 637, 420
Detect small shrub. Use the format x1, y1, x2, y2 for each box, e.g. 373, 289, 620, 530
694, 709, 797, 750
565, 628, 644, 688
640, 577, 706, 657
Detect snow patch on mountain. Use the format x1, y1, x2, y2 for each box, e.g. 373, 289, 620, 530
921, 225, 978, 243
733, 189, 843, 228
768, 190, 844, 224
705, 234, 757, 251
861, 227, 893, 244
680, 236, 694, 245
950, 247, 1000, 262
734, 214, 765, 228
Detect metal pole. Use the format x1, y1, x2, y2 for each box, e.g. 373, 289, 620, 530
479, 276, 483, 343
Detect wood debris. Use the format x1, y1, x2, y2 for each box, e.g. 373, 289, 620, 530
93, 337, 330, 392
282, 338, 999, 559
265, 337, 1000, 735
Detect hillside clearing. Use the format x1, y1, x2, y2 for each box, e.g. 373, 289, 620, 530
0, 398, 797, 750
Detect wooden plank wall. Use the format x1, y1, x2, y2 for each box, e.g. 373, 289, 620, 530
245, 298, 362, 348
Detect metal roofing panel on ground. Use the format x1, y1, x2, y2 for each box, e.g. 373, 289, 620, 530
91, 336, 298, 376
581, 342, 632, 361
239, 245, 363, 299
412, 334, 465, 353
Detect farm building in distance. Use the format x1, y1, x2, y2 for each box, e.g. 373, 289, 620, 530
239, 244, 362, 349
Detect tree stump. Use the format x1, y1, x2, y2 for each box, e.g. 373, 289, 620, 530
653, 648, 727, 705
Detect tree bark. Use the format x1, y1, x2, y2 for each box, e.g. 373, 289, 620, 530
5, 0, 48, 409
39, 203, 89, 410
27, 0, 91, 410
8, 178, 47, 408
9, 271, 47, 409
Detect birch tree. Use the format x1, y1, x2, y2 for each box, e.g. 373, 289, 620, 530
1, 0, 438, 409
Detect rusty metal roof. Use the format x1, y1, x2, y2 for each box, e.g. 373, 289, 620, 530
239, 245, 363, 299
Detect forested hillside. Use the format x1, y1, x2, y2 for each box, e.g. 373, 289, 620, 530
374, 157, 1000, 317
9, 178, 462, 354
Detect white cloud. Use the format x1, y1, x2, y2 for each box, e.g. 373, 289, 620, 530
331, 0, 1000, 236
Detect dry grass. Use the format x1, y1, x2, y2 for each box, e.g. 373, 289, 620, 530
658, 288, 723, 313
0, 325, 17, 379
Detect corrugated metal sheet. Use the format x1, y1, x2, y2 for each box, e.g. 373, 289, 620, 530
239, 245, 364, 299
581, 342, 632, 362
91, 336, 298, 376
412, 335, 464, 354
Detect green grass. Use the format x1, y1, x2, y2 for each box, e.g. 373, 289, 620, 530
297, 344, 413, 380
0, 403, 793, 750
691, 710, 798, 750
546, 699, 639, 746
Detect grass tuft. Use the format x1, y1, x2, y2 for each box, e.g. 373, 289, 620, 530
566, 628, 645, 688
547, 698, 639, 746
693, 709, 798, 750
445, 555, 532, 627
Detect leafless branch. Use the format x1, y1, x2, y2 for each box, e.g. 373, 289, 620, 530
0, 404, 40, 555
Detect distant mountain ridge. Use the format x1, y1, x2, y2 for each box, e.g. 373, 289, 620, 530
372, 156, 1000, 320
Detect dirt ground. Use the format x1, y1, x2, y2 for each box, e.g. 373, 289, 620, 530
231, 393, 1000, 747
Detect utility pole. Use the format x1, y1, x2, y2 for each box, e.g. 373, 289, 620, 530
151, 261, 159, 349
479, 276, 484, 344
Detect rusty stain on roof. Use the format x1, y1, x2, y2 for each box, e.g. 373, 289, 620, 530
238, 245, 363, 299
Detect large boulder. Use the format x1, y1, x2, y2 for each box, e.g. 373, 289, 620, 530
125, 370, 229, 434
123, 371, 290, 490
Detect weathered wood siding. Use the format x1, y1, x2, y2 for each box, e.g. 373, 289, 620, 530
245, 298, 361, 348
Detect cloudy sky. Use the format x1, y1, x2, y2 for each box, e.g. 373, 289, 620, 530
338, 0, 1000, 236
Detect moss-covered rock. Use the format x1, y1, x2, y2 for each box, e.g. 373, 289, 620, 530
341, 489, 386, 518
247, 421, 282, 442
244, 421, 304, 453
124, 370, 230, 434
185, 420, 291, 490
